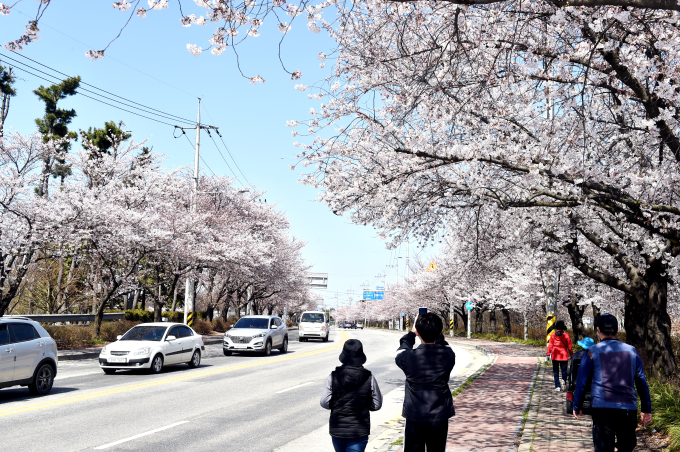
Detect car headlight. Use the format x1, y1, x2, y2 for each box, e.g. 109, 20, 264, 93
134, 347, 151, 356
100, 346, 108, 355
253, 332, 266, 338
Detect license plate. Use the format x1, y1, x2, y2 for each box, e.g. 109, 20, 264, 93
108, 357, 126, 363
233, 344, 248, 349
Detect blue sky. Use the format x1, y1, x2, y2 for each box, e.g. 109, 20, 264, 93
0, 0, 434, 307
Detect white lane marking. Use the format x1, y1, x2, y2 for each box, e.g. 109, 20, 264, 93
94, 421, 189, 449
275, 381, 315, 394
55, 371, 101, 381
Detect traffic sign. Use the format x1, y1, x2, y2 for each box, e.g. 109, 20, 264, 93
465, 302, 474, 310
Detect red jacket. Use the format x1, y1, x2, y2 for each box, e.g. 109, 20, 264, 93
547, 331, 573, 361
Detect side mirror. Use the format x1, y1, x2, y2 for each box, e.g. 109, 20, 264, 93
229, 325, 234, 329
166, 335, 176, 341
117, 335, 122, 340
271, 324, 278, 329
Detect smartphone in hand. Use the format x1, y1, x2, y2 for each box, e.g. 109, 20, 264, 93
419, 307, 427, 315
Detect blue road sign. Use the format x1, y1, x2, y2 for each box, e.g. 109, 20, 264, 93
465, 301, 474, 310
376, 286, 384, 291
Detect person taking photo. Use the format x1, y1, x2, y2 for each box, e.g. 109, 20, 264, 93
395, 312, 456, 452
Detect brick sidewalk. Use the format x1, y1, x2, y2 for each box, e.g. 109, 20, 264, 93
445, 343, 538, 452
518, 360, 594, 452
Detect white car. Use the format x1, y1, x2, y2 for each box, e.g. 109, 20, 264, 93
0, 317, 58, 395
298, 311, 329, 342
356, 322, 364, 329
99, 322, 204, 374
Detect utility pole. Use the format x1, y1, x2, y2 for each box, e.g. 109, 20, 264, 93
178, 98, 218, 326
406, 241, 409, 281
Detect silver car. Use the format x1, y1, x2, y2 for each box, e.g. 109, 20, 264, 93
223, 315, 288, 356
0, 317, 58, 396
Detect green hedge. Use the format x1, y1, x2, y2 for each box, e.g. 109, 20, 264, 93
123, 310, 207, 323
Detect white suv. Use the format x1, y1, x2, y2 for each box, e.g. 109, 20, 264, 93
298, 311, 329, 342
0, 317, 58, 395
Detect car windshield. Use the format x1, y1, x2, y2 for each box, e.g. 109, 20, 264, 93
120, 326, 168, 342
301, 313, 325, 323
234, 318, 269, 329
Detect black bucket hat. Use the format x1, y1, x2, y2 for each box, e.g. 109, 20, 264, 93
339, 339, 367, 366
555, 320, 567, 331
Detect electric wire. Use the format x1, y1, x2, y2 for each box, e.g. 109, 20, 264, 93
6, 64, 178, 128
182, 133, 216, 176
206, 130, 244, 186
0, 52, 195, 125
202, 105, 253, 186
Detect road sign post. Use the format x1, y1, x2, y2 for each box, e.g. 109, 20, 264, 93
465, 302, 474, 339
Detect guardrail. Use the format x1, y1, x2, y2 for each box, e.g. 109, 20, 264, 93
1, 313, 126, 322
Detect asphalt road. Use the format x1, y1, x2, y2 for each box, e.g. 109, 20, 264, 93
0, 328, 474, 452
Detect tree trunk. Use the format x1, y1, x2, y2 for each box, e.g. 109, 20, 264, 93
523, 310, 529, 340
206, 305, 214, 322
640, 262, 676, 377
592, 303, 601, 331
566, 295, 586, 343
489, 310, 497, 334
474, 309, 483, 334
502, 309, 512, 336
153, 285, 163, 322
171, 285, 178, 312
132, 289, 140, 310
624, 293, 646, 352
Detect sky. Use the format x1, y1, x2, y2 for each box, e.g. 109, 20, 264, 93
0, 0, 436, 308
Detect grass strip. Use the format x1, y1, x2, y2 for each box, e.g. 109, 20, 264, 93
646, 378, 680, 451
466, 333, 546, 348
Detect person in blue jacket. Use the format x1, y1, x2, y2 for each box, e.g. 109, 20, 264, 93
573, 314, 652, 452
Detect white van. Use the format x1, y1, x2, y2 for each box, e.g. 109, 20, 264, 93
298, 311, 329, 342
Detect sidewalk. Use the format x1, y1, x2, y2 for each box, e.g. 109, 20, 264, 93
445, 340, 540, 452
518, 360, 594, 452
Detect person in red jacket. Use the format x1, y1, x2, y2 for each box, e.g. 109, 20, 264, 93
547, 320, 573, 391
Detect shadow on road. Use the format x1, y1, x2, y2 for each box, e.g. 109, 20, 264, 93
0, 386, 78, 403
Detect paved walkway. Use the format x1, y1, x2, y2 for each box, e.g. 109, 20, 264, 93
518, 359, 594, 452
445, 341, 539, 452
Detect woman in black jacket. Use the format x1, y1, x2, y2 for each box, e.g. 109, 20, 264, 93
320, 339, 383, 452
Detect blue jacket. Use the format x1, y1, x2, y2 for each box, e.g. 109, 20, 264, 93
573, 338, 651, 413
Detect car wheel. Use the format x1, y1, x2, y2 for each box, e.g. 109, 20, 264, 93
188, 349, 201, 368
103, 368, 116, 375
28, 363, 54, 396
299, 337, 305, 342
264, 340, 272, 356
149, 354, 164, 374
280, 337, 288, 353
323, 334, 329, 342
223, 349, 232, 356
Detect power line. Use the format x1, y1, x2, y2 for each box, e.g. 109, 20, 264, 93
205, 130, 244, 186
180, 132, 216, 176
202, 105, 253, 186
6, 63, 179, 128
0, 52, 195, 126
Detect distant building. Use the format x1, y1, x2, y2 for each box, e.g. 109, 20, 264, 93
307, 273, 328, 289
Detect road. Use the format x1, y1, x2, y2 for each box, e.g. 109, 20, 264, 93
0, 328, 476, 452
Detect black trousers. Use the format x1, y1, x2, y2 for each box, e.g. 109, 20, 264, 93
591, 408, 638, 452
404, 418, 448, 452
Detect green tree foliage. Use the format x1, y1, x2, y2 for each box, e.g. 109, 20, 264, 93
0, 64, 17, 137
80, 120, 131, 159
33, 76, 81, 192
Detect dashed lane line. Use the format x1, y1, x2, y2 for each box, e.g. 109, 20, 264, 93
94, 421, 190, 449
0, 331, 349, 418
